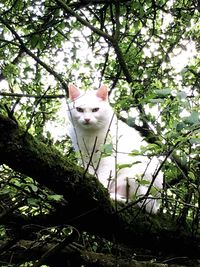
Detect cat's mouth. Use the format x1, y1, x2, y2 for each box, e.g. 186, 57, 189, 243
83, 121, 91, 125
82, 121, 97, 129
82, 121, 94, 128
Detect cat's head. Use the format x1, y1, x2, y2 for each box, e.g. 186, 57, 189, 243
67, 84, 113, 130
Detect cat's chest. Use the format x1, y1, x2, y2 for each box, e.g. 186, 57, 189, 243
76, 131, 106, 155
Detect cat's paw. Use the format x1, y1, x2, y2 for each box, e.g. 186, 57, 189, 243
141, 198, 160, 214
109, 192, 127, 202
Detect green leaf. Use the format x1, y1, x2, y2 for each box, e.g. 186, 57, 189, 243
188, 171, 196, 181
117, 163, 133, 170
100, 143, 113, 156
29, 184, 38, 192
183, 111, 199, 125
129, 150, 141, 156
27, 198, 39, 206
127, 116, 135, 127
148, 99, 164, 103
135, 20, 142, 30
177, 91, 187, 99
149, 186, 159, 196
154, 89, 171, 96
62, 227, 73, 236
137, 179, 150, 186
47, 194, 64, 202
189, 138, 200, 145
176, 122, 185, 132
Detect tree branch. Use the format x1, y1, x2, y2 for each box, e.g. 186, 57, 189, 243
0, 92, 66, 99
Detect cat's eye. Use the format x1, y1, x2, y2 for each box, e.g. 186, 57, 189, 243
92, 108, 99, 112
76, 107, 84, 112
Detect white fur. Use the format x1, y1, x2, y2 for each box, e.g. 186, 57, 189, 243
67, 85, 163, 213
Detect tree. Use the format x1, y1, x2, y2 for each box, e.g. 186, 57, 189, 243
0, 0, 200, 266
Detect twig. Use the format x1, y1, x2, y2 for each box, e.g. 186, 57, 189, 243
0, 92, 66, 99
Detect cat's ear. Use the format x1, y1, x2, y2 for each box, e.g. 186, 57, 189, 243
96, 85, 108, 101
68, 84, 81, 100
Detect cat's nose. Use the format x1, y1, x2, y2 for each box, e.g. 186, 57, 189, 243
84, 118, 90, 123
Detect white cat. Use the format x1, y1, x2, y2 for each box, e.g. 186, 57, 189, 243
66, 84, 163, 213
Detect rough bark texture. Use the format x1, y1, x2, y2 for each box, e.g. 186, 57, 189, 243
0, 114, 200, 266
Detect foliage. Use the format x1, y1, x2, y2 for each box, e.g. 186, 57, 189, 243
0, 0, 200, 266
